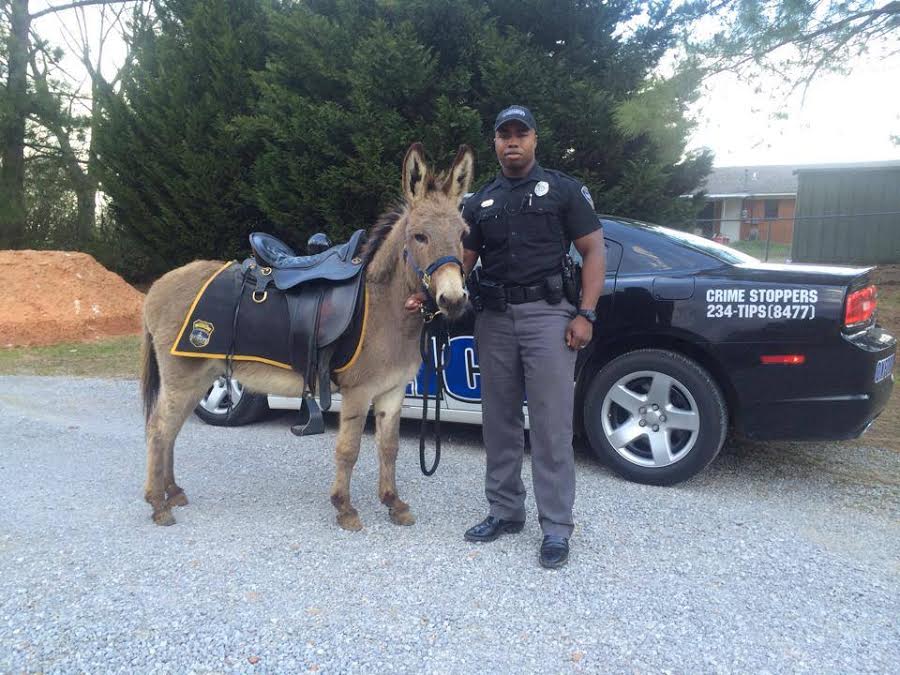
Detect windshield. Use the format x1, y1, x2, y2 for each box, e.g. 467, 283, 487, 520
602, 217, 758, 265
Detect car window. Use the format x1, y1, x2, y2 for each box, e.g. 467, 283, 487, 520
568, 239, 621, 273
649, 226, 756, 265
608, 218, 755, 266
619, 240, 710, 274
600, 217, 755, 273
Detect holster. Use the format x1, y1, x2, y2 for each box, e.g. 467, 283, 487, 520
466, 268, 484, 313
562, 255, 582, 305
480, 278, 507, 312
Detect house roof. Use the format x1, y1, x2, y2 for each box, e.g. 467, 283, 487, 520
700, 165, 798, 198
699, 160, 900, 197
794, 160, 900, 173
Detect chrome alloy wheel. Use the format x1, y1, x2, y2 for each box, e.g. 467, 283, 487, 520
601, 370, 701, 467
198, 376, 244, 415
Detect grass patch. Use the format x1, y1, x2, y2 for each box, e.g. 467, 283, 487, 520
0, 336, 142, 379
728, 240, 792, 263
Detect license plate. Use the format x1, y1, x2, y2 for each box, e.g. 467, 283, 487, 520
875, 353, 895, 383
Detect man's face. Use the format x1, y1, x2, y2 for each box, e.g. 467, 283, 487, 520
494, 121, 537, 173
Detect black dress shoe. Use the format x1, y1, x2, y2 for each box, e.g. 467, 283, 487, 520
464, 515, 525, 542
539, 535, 569, 569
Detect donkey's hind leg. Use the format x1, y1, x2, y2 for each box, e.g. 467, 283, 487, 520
145, 370, 215, 525
373, 386, 415, 526
329, 388, 370, 531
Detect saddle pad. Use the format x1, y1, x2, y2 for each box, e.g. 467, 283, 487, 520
171, 262, 293, 369
170, 262, 367, 373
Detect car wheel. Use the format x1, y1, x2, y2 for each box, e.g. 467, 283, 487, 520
582, 349, 727, 485
194, 376, 269, 427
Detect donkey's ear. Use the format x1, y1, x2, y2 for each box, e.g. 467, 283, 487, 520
444, 145, 475, 202
402, 143, 430, 204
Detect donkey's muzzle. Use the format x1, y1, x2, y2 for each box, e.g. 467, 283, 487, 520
437, 291, 468, 321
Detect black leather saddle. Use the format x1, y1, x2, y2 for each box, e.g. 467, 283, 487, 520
244, 229, 367, 436
249, 229, 366, 290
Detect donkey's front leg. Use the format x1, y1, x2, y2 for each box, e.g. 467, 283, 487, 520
329, 389, 369, 531
373, 386, 415, 526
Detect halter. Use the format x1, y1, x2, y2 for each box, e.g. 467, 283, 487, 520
402, 249, 464, 321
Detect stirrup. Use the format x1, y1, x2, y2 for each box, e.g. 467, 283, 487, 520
291, 394, 325, 436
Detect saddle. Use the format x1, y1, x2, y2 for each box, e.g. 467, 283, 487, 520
171, 230, 368, 436
247, 230, 367, 435
249, 229, 366, 289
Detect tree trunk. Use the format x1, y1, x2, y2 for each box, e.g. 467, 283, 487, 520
75, 185, 96, 245
0, 0, 30, 249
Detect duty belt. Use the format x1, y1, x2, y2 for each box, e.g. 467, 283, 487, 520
504, 282, 548, 304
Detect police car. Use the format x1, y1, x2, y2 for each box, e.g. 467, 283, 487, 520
195, 217, 896, 485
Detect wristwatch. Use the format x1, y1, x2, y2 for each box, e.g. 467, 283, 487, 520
576, 308, 597, 322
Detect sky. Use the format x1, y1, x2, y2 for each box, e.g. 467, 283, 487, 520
30, 1, 900, 170
688, 57, 900, 167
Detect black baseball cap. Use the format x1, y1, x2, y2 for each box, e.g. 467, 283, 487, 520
494, 105, 537, 132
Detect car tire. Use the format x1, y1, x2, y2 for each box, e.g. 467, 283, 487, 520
194, 376, 270, 427
582, 349, 727, 485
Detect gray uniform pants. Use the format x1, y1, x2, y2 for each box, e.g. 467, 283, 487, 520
474, 299, 578, 538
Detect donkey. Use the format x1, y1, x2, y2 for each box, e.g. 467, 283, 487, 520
140, 143, 474, 529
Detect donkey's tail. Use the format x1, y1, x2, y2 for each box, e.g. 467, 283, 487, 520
141, 322, 161, 424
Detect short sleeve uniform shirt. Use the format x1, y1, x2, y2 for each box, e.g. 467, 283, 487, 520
462, 164, 600, 286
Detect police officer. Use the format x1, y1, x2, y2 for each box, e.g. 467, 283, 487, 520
461, 105, 606, 568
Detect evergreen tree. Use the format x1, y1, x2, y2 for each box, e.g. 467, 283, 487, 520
240, 0, 710, 240
99, 0, 713, 274
94, 0, 269, 273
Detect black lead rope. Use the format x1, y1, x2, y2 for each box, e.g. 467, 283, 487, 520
418, 312, 450, 476
402, 247, 463, 476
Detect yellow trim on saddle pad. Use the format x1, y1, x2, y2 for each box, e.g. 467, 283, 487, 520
333, 285, 369, 374
170, 260, 235, 357
169, 350, 293, 370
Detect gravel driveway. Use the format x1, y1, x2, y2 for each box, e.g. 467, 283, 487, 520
1, 376, 898, 673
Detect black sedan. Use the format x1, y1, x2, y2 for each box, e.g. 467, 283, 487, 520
196, 217, 896, 485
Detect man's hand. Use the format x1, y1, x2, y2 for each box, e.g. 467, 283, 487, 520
565, 315, 593, 351
405, 291, 426, 313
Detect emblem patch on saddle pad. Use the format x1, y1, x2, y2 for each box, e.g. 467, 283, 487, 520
189, 319, 215, 348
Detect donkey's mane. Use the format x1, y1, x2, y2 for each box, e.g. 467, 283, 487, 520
361, 205, 404, 268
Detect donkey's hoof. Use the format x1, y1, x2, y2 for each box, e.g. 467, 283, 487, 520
337, 511, 363, 531
390, 508, 416, 526
152, 509, 176, 526
166, 489, 189, 507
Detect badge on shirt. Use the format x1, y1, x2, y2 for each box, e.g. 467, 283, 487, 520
480, 199, 494, 208
534, 181, 549, 197
581, 185, 594, 209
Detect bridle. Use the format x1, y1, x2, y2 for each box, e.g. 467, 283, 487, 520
403, 250, 464, 321
402, 249, 465, 476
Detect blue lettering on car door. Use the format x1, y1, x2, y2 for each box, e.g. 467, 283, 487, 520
405, 335, 481, 402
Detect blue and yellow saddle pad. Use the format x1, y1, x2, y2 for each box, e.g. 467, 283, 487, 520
170, 261, 366, 375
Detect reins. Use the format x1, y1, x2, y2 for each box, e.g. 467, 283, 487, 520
418, 310, 450, 476
404, 249, 463, 476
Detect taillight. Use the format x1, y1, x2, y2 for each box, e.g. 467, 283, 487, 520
845, 285, 877, 327
760, 355, 806, 365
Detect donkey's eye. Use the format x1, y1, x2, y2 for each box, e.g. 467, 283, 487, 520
414, 233, 428, 244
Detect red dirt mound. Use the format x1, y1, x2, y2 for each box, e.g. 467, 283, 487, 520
0, 250, 144, 347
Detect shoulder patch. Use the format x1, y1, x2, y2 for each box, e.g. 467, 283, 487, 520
581, 185, 594, 209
